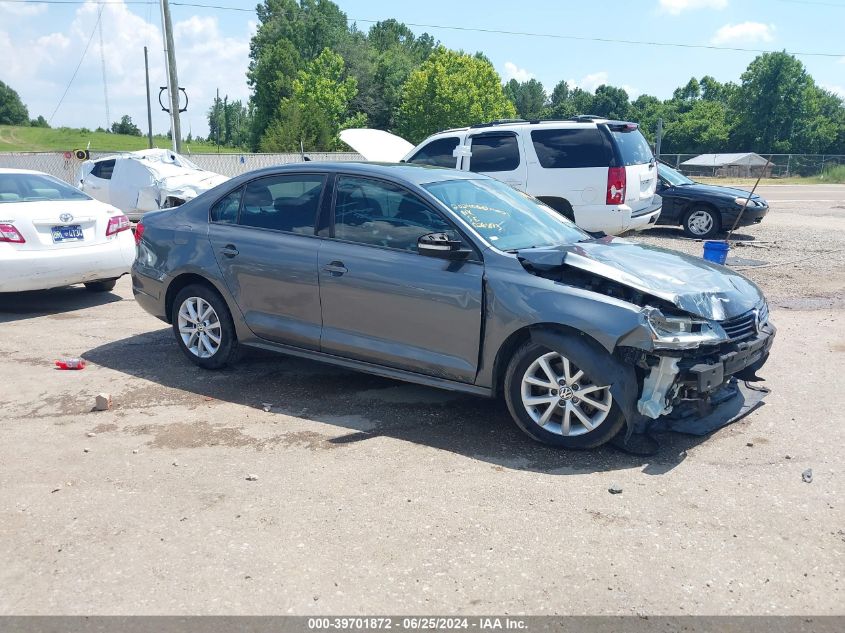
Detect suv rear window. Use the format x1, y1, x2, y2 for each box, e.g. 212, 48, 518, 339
406, 137, 459, 168
611, 129, 653, 166
530, 129, 611, 169
90, 159, 116, 180
469, 134, 520, 172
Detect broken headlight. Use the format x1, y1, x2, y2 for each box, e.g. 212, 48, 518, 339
643, 308, 728, 350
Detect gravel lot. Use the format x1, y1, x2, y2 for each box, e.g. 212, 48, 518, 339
0, 184, 843, 615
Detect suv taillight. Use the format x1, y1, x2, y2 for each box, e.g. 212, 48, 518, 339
0, 223, 25, 243
106, 214, 130, 236
134, 220, 145, 246
606, 167, 626, 205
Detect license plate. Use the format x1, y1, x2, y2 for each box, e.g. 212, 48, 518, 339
51, 225, 84, 243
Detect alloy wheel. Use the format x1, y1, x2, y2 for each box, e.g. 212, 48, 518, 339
520, 351, 613, 436
687, 209, 714, 236
177, 296, 222, 359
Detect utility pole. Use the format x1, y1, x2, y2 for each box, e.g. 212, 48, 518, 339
655, 118, 663, 159
144, 46, 154, 149
160, 0, 182, 153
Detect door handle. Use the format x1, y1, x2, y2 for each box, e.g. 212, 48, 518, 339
322, 261, 347, 276
221, 244, 239, 258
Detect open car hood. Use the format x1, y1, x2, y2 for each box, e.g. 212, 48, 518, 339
517, 236, 764, 321
339, 128, 414, 162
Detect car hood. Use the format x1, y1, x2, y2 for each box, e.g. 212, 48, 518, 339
516, 236, 764, 321
668, 182, 766, 203
339, 128, 415, 162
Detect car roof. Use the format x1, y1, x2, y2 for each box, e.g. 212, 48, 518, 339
0, 168, 51, 176
229, 161, 487, 187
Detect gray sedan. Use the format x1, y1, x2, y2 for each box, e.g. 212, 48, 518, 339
132, 163, 775, 449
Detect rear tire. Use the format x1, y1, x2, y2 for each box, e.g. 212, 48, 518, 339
172, 284, 238, 369
504, 339, 625, 449
682, 205, 720, 239
84, 279, 117, 292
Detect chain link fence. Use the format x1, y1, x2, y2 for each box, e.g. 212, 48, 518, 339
2, 150, 842, 183
0, 151, 364, 185
658, 153, 845, 178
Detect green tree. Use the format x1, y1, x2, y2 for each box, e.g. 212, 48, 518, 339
29, 115, 49, 128
395, 47, 516, 143
728, 52, 811, 153
591, 85, 630, 120
662, 100, 729, 153
0, 80, 29, 125
111, 115, 141, 136
261, 48, 365, 151
504, 78, 546, 120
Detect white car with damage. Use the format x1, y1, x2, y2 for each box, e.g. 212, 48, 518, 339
79, 149, 229, 222
0, 168, 135, 293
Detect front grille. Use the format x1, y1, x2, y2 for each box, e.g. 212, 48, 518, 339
720, 310, 757, 341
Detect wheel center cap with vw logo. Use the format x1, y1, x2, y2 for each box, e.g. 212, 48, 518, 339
559, 385, 574, 400
59, 213, 74, 223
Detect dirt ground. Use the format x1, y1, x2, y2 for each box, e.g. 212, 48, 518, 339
0, 184, 843, 615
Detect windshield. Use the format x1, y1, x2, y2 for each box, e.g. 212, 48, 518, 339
423, 178, 589, 251
0, 172, 91, 203
659, 163, 694, 186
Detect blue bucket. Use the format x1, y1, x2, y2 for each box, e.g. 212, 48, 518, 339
702, 240, 730, 265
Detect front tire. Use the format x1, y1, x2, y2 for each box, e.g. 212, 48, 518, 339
172, 284, 237, 369
84, 279, 117, 292
504, 340, 625, 449
682, 205, 720, 239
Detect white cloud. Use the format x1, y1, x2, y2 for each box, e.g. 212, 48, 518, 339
658, 0, 728, 15
711, 22, 775, 45
502, 61, 533, 83
0, 0, 250, 137
570, 71, 609, 93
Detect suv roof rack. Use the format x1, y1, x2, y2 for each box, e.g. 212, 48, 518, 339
469, 118, 528, 128
568, 114, 607, 122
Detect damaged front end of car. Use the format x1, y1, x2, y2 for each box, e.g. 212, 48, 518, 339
517, 237, 776, 435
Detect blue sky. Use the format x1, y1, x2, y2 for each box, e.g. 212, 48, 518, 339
1, 0, 844, 138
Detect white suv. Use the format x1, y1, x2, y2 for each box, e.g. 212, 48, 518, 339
342, 117, 661, 235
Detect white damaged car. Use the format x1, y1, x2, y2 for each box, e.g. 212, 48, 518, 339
0, 168, 135, 293
79, 149, 229, 222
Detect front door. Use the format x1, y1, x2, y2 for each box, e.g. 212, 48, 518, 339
318, 175, 484, 383
209, 173, 327, 350
466, 131, 528, 191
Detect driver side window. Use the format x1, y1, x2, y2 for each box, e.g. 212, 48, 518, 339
333, 176, 458, 252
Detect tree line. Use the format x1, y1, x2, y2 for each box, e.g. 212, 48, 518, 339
211, 0, 843, 155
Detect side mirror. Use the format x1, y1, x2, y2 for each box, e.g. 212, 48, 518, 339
417, 232, 471, 260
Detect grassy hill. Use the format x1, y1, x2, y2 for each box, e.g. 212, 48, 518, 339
0, 125, 244, 154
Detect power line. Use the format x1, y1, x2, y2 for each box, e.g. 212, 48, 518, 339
48, 4, 104, 124
3, 0, 845, 58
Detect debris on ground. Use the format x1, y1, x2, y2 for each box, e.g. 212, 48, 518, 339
132, 449, 139, 454
86, 432, 96, 438
246, 474, 259, 481
83, 448, 90, 453
55, 358, 85, 370
608, 485, 623, 495
94, 393, 112, 411
746, 442, 754, 447
802, 468, 813, 483
261, 403, 273, 412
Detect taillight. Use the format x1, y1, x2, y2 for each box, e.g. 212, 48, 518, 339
106, 214, 131, 236
134, 220, 145, 246
606, 167, 626, 205
0, 223, 25, 243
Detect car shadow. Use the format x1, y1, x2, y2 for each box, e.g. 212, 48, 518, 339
83, 329, 716, 476
638, 226, 758, 241
0, 286, 123, 324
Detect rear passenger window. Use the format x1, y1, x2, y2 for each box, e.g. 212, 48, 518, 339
530, 129, 611, 168
90, 159, 116, 180
238, 174, 325, 234
406, 137, 460, 168
469, 134, 520, 172
210, 188, 242, 224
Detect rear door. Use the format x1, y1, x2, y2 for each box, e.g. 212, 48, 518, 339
208, 173, 326, 350
608, 125, 656, 214
404, 135, 463, 169
317, 174, 483, 383
466, 131, 527, 191
80, 158, 116, 205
